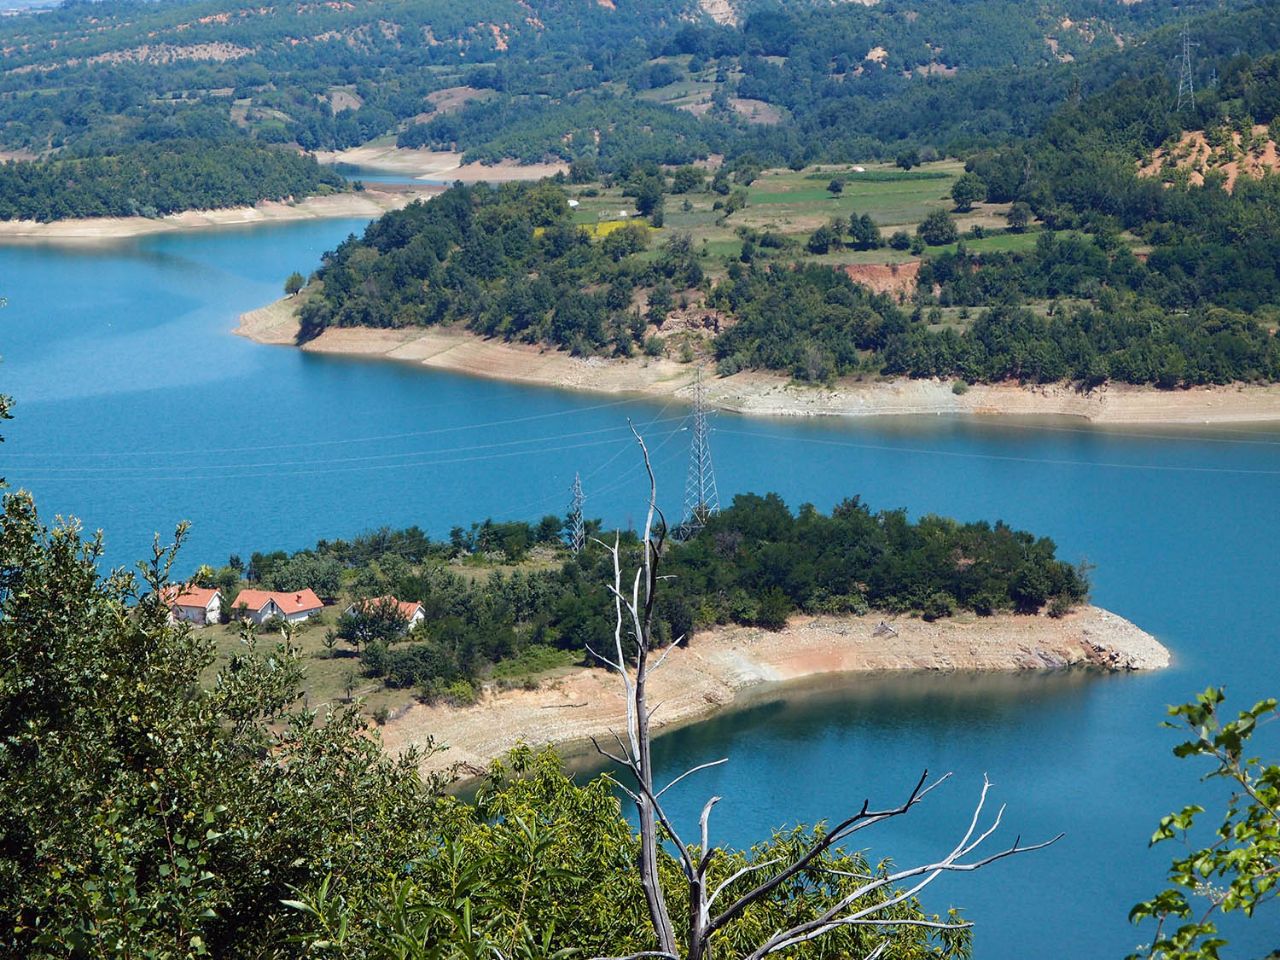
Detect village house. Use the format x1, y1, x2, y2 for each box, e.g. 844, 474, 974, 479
344, 596, 425, 631
231, 588, 325, 625
163, 585, 222, 627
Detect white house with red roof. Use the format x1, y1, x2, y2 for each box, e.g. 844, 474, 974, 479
344, 596, 425, 631
163, 586, 222, 627
231, 588, 325, 625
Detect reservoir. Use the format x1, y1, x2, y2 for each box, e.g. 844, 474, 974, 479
3, 218, 1278, 958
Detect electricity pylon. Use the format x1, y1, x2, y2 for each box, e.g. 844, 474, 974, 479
680, 366, 720, 535
1176, 24, 1198, 113
568, 473, 586, 556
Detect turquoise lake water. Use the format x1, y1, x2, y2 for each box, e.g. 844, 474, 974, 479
3, 218, 1279, 958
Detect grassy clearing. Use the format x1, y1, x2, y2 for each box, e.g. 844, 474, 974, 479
932, 229, 1043, 255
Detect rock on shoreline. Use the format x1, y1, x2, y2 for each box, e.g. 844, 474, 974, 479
379, 605, 1169, 779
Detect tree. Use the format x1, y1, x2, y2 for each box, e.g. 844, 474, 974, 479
889, 230, 912, 250
648, 281, 675, 325
1006, 201, 1032, 232
918, 210, 959, 246
636, 176, 664, 218
0, 493, 439, 957
586, 433, 1057, 960
896, 149, 920, 170
851, 213, 883, 250
1129, 688, 1280, 960
672, 166, 704, 194
950, 173, 987, 212
337, 596, 411, 649
285, 271, 305, 297
827, 178, 844, 197
807, 224, 838, 254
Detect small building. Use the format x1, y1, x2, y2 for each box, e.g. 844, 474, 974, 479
163, 586, 222, 627
345, 596, 425, 631
231, 588, 325, 625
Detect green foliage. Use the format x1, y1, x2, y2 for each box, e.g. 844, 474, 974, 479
285, 271, 306, 296
286, 748, 975, 959
0, 142, 344, 222
0, 492, 440, 957
918, 210, 959, 246
950, 173, 987, 212
1129, 688, 1280, 960
338, 598, 412, 648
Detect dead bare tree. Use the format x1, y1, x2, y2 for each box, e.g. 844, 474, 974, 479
588, 427, 1061, 960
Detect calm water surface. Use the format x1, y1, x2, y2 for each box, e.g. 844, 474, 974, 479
3, 219, 1279, 958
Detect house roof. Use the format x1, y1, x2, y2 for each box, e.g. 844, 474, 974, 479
232, 588, 324, 616
350, 596, 423, 620
162, 585, 220, 609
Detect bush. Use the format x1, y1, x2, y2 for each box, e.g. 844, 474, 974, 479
1047, 594, 1074, 619
921, 591, 956, 622
755, 588, 792, 630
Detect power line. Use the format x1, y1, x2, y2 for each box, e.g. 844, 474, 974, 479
680, 366, 720, 534
4, 396, 652, 460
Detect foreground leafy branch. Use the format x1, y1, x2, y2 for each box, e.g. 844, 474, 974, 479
1129, 687, 1280, 960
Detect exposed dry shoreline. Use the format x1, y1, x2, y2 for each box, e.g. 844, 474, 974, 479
314, 145, 569, 182
236, 300, 1280, 424
0, 149, 567, 244
0, 185, 441, 243
380, 605, 1169, 778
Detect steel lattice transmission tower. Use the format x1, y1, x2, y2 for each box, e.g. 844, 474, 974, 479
1176, 24, 1198, 113
567, 472, 586, 556
681, 366, 720, 535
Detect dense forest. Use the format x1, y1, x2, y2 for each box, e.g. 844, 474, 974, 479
0, 141, 345, 221
199, 492, 1089, 703
296, 166, 1280, 387
0, 0, 1272, 216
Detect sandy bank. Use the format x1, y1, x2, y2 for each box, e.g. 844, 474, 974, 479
0, 185, 440, 243
380, 605, 1168, 778
236, 302, 1280, 424
316, 145, 568, 183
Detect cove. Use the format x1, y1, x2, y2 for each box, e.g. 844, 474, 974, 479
3, 219, 1280, 958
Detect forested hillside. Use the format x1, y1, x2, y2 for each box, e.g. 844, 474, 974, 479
0, 140, 345, 221
296, 154, 1280, 387
0, 0, 1267, 217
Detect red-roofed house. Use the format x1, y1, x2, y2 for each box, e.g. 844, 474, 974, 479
344, 596, 425, 630
163, 586, 222, 627
231, 588, 325, 624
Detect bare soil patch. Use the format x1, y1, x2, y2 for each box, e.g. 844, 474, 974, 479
380, 606, 1167, 778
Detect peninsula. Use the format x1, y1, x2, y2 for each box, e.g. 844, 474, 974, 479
382, 605, 1168, 778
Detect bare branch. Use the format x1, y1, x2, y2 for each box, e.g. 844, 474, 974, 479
656, 758, 729, 799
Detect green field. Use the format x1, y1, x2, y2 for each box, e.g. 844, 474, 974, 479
565, 159, 1032, 277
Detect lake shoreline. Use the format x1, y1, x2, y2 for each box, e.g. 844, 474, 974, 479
379, 605, 1169, 779
236, 299, 1280, 424
0, 185, 442, 243
0, 150, 567, 244
315, 145, 569, 182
